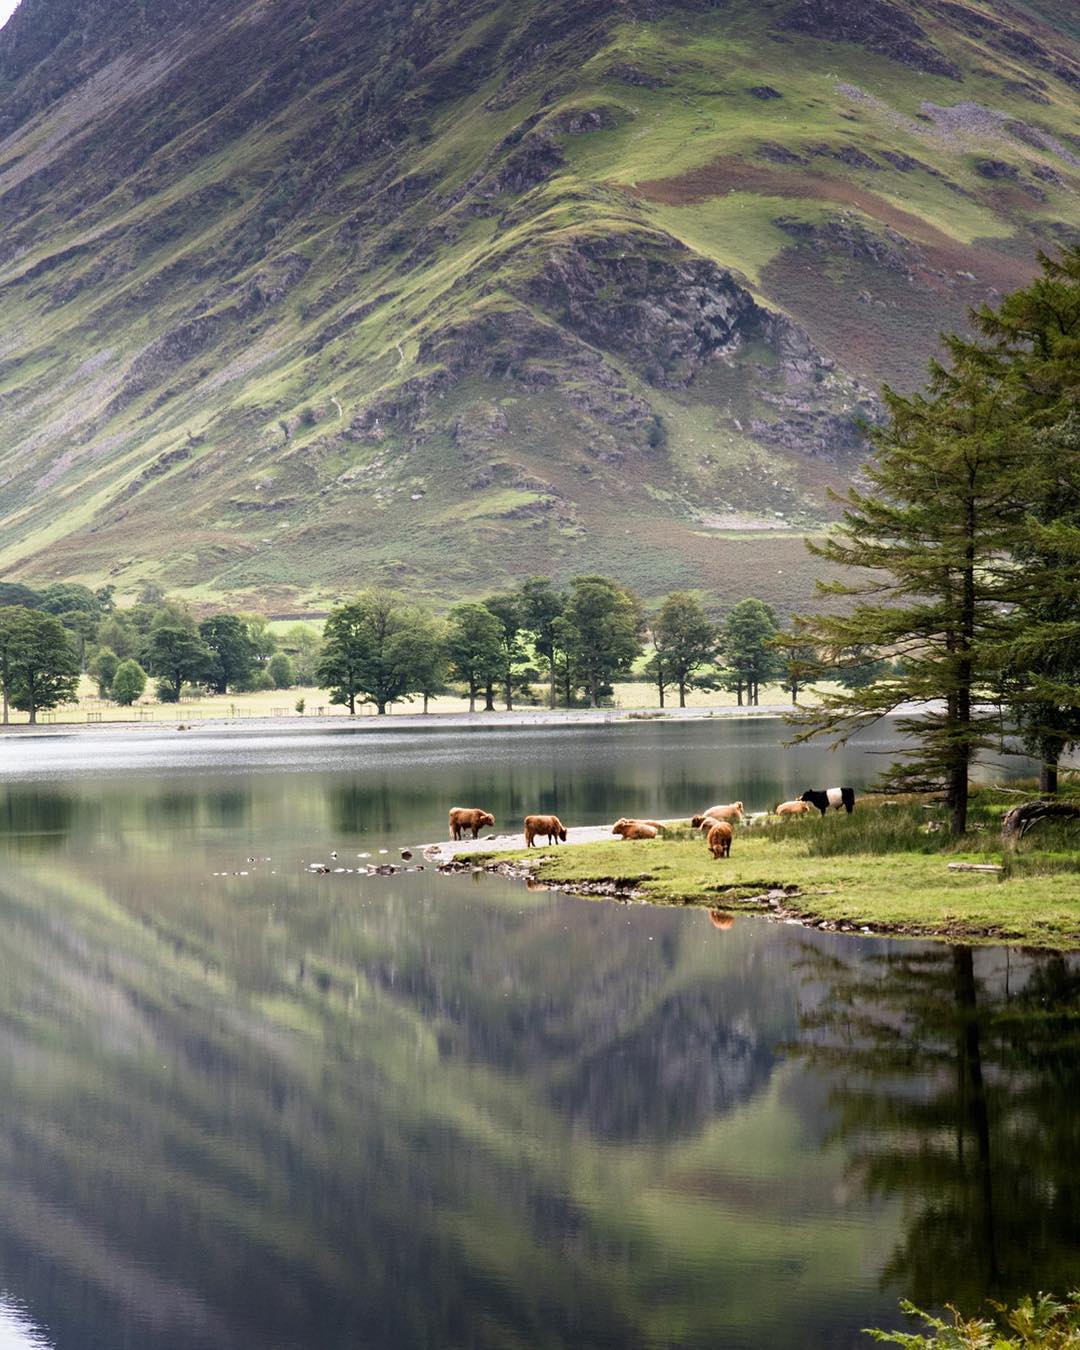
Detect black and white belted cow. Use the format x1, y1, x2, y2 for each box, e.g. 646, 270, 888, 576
800, 787, 856, 816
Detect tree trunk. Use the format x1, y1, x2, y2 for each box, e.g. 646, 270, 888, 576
736, 681, 743, 707
349, 692, 356, 715
948, 756, 969, 837
790, 679, 798, 706
423, 692, 429, 714
549, 653, 556, 711
679, 680, 687, 709
589, 678, 599, 709
657, 680, 664, 709
1038, 737, 1063, 794
484, 680, 495, 712
2, 681, 7, 725
949, 495, 978, 837
504, 667, 513, 712
377, 701, 386, 715
468, 682, 476, 714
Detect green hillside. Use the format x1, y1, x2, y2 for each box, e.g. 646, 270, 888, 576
0, 0, 1076, 611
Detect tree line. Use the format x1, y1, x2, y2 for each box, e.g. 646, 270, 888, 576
312, 580, 840, 716
0, 573, 850, 722
0, 583, 322, 722
792, 245, 1080, 833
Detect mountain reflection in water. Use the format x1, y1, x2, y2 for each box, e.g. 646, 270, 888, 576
0, 721, 1073, 1350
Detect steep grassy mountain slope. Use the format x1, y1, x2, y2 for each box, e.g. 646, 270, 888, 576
0, 0, 1076, 611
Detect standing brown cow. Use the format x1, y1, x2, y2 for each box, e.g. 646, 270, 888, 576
449, 807, 495, 840
524, 814, 567, 846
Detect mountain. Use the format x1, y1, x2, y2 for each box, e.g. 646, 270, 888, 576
0, 0, 1076, 612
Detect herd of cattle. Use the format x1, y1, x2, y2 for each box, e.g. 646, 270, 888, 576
448, 787, 856, 860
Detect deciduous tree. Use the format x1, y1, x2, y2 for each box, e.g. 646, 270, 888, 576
651, 592, 718, 708
483, 593, 525, 712
722, 598, 780, 706
267, 652, 295, 690
111, 659, 147, 706
92, 647, 119, 698
519, 577, 565, 710
146, 626, 212, 703
5, 609, 80, 723
199, 614, 258, 694
446, 603, 503, 713
562, 576, 644, 708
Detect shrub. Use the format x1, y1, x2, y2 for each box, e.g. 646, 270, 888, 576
267, 652, 294, 689
155, 678, 179, 704
92, 647, 119, 697
866, 1292, 1080, 1347
111, 660, 147, 706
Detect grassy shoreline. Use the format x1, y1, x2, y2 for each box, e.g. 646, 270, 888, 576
455, 792, 1080, 950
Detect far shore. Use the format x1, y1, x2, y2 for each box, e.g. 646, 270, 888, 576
0, 701, 812, 738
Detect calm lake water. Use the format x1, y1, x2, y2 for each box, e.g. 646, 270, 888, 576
0, 718, 1076, 1350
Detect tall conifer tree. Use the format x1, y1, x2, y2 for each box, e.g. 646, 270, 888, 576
793, 354, 1022, 835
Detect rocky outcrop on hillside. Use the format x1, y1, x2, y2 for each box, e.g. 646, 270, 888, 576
781, 0, 960, 77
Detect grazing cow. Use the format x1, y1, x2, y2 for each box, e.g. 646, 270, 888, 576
706, 820, 734, 859
774, 799, 811, 817
524, 814, 568, 847
449, 807, 495, 840
701, 801, 745, 823
612, 818, 659, 840
800, 787, 856, 816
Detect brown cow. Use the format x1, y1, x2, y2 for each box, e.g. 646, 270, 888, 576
449, 807, 495, 840
774, 799, 811, 817
702, 801, 745, 823
709, 910, 735, 931
524, 814, 568, 847
706, 820, 734, 859
611, 818, 659, 840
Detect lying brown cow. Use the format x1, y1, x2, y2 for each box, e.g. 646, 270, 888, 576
706, 820, 734, 859
701, 801, 745, 823
449, 806, 495, 840
612, 818, 659, 840
774, 799, 811, 817
524, 814, 568, 847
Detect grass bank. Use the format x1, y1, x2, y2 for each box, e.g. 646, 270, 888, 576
460, 791, 1080, 950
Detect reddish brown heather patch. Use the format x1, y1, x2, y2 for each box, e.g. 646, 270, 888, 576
631, 158, 1052, 293
631, 156, 965, 245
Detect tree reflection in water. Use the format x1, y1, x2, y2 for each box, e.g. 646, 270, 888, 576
790, 940, 1080, 1310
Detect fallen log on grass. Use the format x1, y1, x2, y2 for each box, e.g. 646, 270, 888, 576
948, 862, 1004, 874
1001, 800, 1080, 843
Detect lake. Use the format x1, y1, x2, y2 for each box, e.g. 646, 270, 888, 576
0, 718, 1076, 1350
